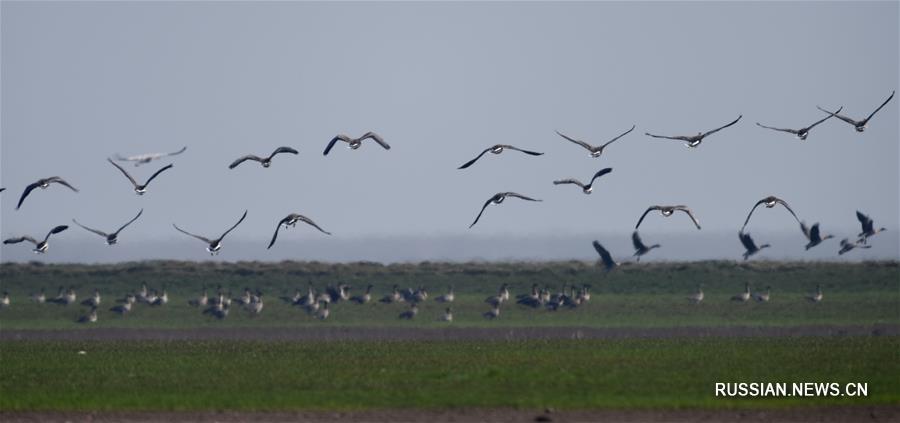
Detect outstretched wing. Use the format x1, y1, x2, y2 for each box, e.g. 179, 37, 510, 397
816, 106, 857, 126
165, 146, 188, 157
865, 90, 894, 123
755, 122, 797, 134
504, 192, 541, 202
217, 210, 248, 241
323, 134, 351, 156
741, 199, 767, 232
800, 221, 811, 240
469, 197, 494, 228
297, 215, 332, 235
645, 132, 690, 141
591, 240, 616, 270
173, 224, 212, 244
144, 164, 173, 186
16, 181, 41, 210
228, 155, 262, 169
4, 236, 38, 245
856, 210, 873, 233
553, 179, 586, 189
809, 223, 821, 241
589, 167, 613, 184
108, 159, 139, 187
555, 130, 596, 151
675, 206, 702, 230
72, 219, 109, 238
503, 145, 544, 156
701, 115, 742, 138
458, 148, 491, 170
45, 225, 69, 242
775, 199, 801, 224
602, 125, 636, 148
267, 221, 284, 250
360, 132, 390, 150
635, 206, 660, 229
738, 232, 755, 251
268, 146, 299, 160
47, 177, 79, 192
631, 230, 646, 251
806, 106, 842, 130
114, 209, 144, 235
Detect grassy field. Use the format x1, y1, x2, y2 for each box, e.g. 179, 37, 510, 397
1, 337, 897, 411
0, 260, 897, 329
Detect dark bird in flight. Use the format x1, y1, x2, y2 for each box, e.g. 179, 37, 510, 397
469, 192, 542, 228
72, 209, 143, 246
323, 132, 390, 155
0, 188, 4, 193
3, 225, 69, 254
756, 107, 842, 140
741, 196, 800, 232
838, 238, 871, 255
173, 210, 248, 255
114, 146, 187, 166
645, 115, 742, 148
635, 205, 701, 230
16, 177, 79, 210
553, 168, 613, 194
632, 231, 660, 262
458, 144, 543, 169
739, 232, 770, 261
800, 222, 834, 250
108, 159, 173, 195
229, 147, 299, 169
856, 211, 886, 244
556, 125, 635, 158
267, 213, 332, 249
817, 91, 894, 132
592, 240, 618, 271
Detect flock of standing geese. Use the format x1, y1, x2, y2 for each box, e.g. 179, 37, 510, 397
0, 91, 895, 322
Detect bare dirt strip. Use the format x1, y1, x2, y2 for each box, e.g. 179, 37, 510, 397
1, 324, 898, 342
1, 406, 898, 423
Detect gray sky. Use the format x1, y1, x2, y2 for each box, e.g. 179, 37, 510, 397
1, 1, 898, 263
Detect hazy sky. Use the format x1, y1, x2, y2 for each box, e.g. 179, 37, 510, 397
1, 1, 897, 263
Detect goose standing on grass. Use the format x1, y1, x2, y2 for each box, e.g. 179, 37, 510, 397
469, 192, 542, 228
229, 147, 298, 169
457, 144, 543, 169
108, 159, 173, 195
483, 305, 501, 320
173, 210, 248, 255
73, 209, 143, 246
631, 231, 660, 261
645, 115, 742, 148
635, 205, 701, 230
323, 132, 390, 155
435, 286, 455, 303
440, 307, 453, 322
739, 232, 770, 260
0, 292, 9, 308
380, 285, 402, 303
688, 285, 704, 304
800, 222, 834, 250
77, 307, 98, 323
556, 125, 635, 158
553, 168, 613, 194
592, 240, 618, 271
245, 292, 264, 315
189, 288, 208, 307
817, 91, 894, 132
398, 303, 418, 320
315, 301, 330, 320
3, 225, 69, 254
114, 146, 186, 166
807, 284, 823, 303
267, 213, 332, 249
856, 211, 886, 244
741, 196, 801, 232
350, 285, 373, 304
110, 301, 132, 315
731, 283, 751, 302
838, 238, 871, 255
756, 107, 842, 140
754, 286, 771, 302
16, 177, 78, 210
31, 288, 46, 304
81, 289, 101, 307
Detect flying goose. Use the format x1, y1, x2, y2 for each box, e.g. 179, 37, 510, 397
323, 132, 390, 155
856, 211, 886, 243
688, 285, 704, 304
229, 147, 298, 169
635, 206, 701, 230
114, 146, 187, 166
108, 159, 173, 195
440, 307, 453, 322
267, 213, 332, 249
435, 285, 455, 303
398, 303, 419, 320
4, 225, 69, 253
553, 168, 613, 194
0, 188, 5, 193
731, 282, 751, 302
754, 286, 771, 303
173, 210, 248, 255
592, 240, 618, 271
458, 144, 543, 169
16, 177, 78, 210
78, 307, 98, 323
556, 125, 635, 157
838, 238, 871, 255
806, 284, 823, 303
816, 91, 894, 132
741, 196, 801, 232
645, 115, 742, 148
800, 222, 834, 250
73, 209, 143, 245
350, 285, 374, 304
631, 230, 660, 261
469, 192, 542, 228
756, 107, 842, 140
739, 231, 770, 260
